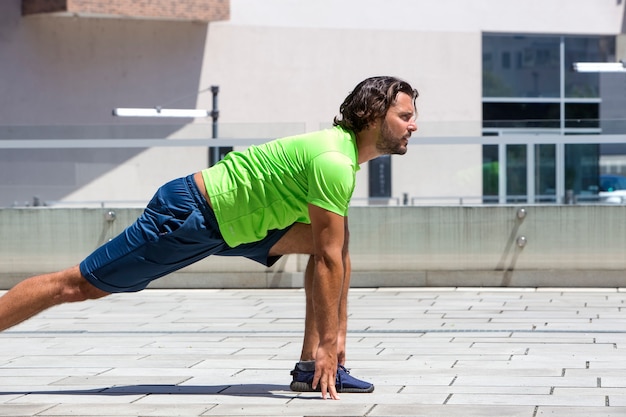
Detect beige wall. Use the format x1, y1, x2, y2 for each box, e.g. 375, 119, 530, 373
0, 1, 210, 205
199, 25, 484, 200
1, 3, 208, 125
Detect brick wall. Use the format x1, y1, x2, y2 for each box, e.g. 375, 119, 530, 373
22, 0, 230, 22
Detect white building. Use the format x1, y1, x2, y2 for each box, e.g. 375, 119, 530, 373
0, 0, 624, 207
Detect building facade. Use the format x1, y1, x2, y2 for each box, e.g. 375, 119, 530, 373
0, 0, 624, 207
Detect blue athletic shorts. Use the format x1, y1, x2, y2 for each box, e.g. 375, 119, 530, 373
79, 174, 291, 293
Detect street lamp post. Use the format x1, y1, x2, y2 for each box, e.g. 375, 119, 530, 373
113, 85, 224, 166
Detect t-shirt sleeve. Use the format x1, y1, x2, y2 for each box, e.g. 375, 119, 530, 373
306, 151, 355, 216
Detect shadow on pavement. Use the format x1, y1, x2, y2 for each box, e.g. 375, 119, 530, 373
0, 384, 308, 399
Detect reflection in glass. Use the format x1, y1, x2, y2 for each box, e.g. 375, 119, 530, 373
483, 33, 614, 204
565, 144, 600, 197
484, 34, 614, 99
565, 37, 615, 98
565, 103, 599, 129
483, 102, 560, 129
507, 144, 527, 203
483, 35, 560, 98
535, 144, 556, 202
482, 144, 499, 203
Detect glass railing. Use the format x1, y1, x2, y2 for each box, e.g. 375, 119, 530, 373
1, 120, 625, 208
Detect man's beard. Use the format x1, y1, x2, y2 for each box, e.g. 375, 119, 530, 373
376, 121, 408, 155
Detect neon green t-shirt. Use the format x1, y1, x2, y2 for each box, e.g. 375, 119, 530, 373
201, 126, 358, 247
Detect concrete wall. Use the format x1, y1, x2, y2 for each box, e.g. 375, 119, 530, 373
1, 205, 624, 290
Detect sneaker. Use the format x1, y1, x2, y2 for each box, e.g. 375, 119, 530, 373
289, 360, 375, 393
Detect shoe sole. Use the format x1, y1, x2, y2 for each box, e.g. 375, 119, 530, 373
290, 381, 375, 393
290, 381, 318, 392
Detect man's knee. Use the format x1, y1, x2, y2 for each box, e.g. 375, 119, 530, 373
54, 266, 110, 303
74, 278, 110, 302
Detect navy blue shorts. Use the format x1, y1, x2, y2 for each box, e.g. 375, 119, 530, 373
80, 174, 291, 293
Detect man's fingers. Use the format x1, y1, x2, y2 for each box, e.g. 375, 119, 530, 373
313, 357, 340, 400
318, 374, 339, 400
328, 384, 340, 400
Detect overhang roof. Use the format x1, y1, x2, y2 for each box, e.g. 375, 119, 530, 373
22, 0, 230, 23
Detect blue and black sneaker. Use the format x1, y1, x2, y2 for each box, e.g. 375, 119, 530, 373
289, 360, 375, 393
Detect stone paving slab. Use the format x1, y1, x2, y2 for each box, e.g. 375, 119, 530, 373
1, 287, 626, 416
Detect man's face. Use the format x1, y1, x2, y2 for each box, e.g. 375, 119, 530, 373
375, 92, 418, 155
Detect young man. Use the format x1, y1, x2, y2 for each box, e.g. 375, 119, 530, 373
0, 76, 418, 400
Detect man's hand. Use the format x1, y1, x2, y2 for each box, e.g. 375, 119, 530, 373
313, 345, 340, 400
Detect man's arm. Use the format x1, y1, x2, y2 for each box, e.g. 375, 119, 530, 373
308, 203, 346, 400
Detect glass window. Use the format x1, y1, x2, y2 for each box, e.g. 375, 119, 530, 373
483, 102, 560, 129
507, 144, 527, 202
599, 175, 626, 192
536, 144, 556, 202
483, 35, 614, 99
564, 37, 615, 98
483, 35, 560, 98
565, 144, 600, 195
482, 144, 499, 202
564, 103, 599, 128
483, 34, 614, 204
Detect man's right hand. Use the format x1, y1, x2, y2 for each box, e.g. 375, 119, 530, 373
313, 345, 340, 400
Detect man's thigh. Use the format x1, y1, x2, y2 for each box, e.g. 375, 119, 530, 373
269, 223, 313, 256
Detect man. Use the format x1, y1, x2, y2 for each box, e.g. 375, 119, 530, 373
0, 76, 418, 400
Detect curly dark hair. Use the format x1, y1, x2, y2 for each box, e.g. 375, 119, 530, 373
333, 76, 418, 133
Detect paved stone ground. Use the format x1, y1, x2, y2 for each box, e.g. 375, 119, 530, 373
1, 287, 626, 416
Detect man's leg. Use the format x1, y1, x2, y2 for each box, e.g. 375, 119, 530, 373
337, 249, 350, 366
300, 253, 348, 364
268, 223, 319, 359
299, 255, 318, 361
0, 265, 109, 331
